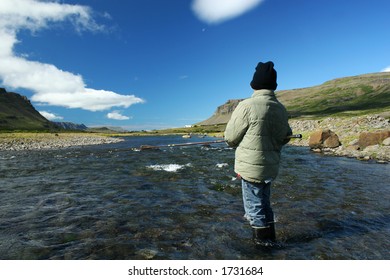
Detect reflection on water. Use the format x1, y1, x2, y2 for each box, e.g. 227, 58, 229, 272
0, 136, 389, 259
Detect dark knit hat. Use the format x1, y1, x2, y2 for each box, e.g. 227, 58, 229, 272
250, 61, 277, 90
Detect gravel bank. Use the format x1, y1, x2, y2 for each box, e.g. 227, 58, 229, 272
0, 133, 124, 151
289, 114, 390, 162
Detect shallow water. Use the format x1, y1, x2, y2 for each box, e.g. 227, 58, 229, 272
0, 135, 389, 259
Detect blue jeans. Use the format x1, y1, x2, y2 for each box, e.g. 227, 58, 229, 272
242, 179, 274, 228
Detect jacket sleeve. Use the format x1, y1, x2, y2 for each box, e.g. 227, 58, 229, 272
282, 124, 293, 145
224, 103, 249, 148
272, 105, 292, 146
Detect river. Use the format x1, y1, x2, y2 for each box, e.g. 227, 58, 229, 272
0, 135, 389, 259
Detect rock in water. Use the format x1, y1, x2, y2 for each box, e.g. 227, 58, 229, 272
309, 129, 340, 149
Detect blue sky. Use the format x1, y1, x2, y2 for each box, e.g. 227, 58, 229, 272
1, 0, 389, 130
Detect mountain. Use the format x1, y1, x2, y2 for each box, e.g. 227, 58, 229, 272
198, 72, 390, 125
53, 122, 87, 131
0, 88, 58, 131
87, 126, 128, 133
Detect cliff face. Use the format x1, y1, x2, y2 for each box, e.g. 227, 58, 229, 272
198, 72, 390, 125
197, 99, 244, 125
0, 88, 57, 131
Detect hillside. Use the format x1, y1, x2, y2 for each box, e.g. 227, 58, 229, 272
198, 72, 390, 125
0, 88, 57, 131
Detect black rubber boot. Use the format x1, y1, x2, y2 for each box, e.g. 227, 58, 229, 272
268, 222, 276, 242
253, 224, 277, 248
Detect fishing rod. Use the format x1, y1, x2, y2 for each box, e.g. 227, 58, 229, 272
288, 134, 302, 139
139, 139, 226, 150
138, 134, 302, 151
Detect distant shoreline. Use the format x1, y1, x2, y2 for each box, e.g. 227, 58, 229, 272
1, 114, 389, 163
0, 132, 123, 151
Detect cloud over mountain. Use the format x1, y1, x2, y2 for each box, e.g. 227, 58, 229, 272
39, 111, 64, 121
106, 111, 130, 120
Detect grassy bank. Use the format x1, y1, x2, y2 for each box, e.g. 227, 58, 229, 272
106, 124, 226, 138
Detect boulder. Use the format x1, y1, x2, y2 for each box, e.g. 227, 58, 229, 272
345, 145, 360, 151
358, 131, 390, 148
383, 137, 390, 146
363, 145, 379, 153
308, 130, 329, 149
309, 129, 340, 149
324, 134, 341, 148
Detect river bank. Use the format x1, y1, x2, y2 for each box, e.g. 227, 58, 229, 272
289, 114, 390, 162
1, 114, 389, 162
0, 132, 123, 151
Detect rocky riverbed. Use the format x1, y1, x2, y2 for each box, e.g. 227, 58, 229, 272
0, 133, 124, 151
1, 114, 390, 162
289, 114, 390, 162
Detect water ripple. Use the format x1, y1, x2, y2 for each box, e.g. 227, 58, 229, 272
0, 136, 389, 259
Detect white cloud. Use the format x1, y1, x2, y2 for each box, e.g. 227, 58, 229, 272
32, 89, 143, 111
381, 66, 390, 72
0, 0, 144, 112
0, 0, 103, 33
192, 0, 264, 24
39, 110, 63, 121
107, 111, 131, 120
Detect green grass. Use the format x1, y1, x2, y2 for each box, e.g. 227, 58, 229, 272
280, 74, 390, 118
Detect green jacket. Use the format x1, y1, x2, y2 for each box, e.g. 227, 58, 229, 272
224, 89, 292, 183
